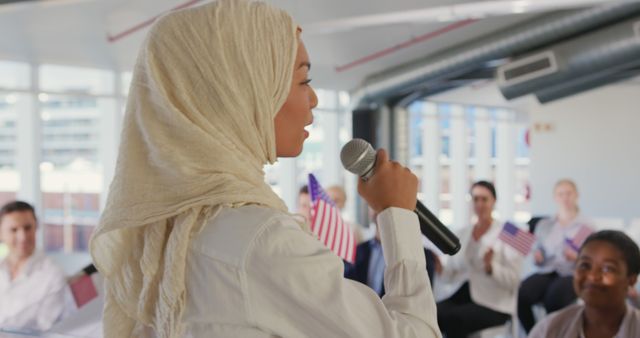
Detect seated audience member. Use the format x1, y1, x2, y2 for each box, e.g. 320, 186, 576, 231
345, 209, 436, 296
518, 179, 593, 333
436, 181, 525, 338
326, 185, 367, 244
0, 201, 67, 331
296, 185, 312, 225
529, 230, 640, 338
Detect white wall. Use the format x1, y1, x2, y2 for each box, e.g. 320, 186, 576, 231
529, 82, 640, 223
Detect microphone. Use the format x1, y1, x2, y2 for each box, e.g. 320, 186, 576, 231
340, 138, 461, 255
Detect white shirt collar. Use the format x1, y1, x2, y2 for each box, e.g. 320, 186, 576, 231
0, 251, 44, 281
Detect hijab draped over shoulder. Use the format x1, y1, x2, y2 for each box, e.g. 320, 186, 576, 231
89, 1, 298, 336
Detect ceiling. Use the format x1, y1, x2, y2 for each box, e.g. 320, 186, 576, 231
0, 0, 624, 92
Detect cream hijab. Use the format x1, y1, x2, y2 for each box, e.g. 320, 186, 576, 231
89, 1, 298, 337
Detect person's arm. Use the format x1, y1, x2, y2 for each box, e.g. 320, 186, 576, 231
489, 244, 525, 290
246, 208, 441, 338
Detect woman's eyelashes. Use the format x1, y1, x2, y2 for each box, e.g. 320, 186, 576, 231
301, 78, 312, 86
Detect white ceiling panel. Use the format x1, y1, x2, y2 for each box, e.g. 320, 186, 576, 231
0, 0, 620, 91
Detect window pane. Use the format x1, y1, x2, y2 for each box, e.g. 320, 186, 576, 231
408, 103, 531, 228
315, 89, 337, 110
40, 95, 113, 253
40, 64, 114, 95
0, 92, 23, 205
338, 91, 350, 108
408, 101, 423, 158
41, 95, 107, 166
121, 71, 133, 96
0, 91, 25, 259
297, 113, 324, 184
0, 60, 30, 90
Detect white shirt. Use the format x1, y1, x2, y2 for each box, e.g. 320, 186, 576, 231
439, 220, 525, 314
0, 251, 67, 331
159, 205, 441, 337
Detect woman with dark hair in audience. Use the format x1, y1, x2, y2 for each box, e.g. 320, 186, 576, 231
518, 178, 594, 333
529, 230, 640, 337
436, 181, 525, 338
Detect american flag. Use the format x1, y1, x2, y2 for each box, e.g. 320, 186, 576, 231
498, 222, 536, 256
565, 224, 594, 252
308, 174, 356, 263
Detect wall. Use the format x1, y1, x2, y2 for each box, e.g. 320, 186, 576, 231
529, 81, 640, 223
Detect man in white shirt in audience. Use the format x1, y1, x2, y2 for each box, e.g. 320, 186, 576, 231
0, 201, 67, 332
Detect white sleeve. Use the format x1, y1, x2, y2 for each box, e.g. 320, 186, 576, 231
245, 207, 442, 338
490, 244, 525, 290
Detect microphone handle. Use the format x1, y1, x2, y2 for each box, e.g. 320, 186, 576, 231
414, 201, 461, 255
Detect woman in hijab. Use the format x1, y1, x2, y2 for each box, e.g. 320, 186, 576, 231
89, 1, 441, 337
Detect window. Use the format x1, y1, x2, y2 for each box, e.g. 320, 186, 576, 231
38, 65, 116, 254
408, 101, 531, 227
0, 60, 30, 90
121, 71, 133, 96
0, 92, 27, 207
0, 60, 30, 259
40, 64, 114, 95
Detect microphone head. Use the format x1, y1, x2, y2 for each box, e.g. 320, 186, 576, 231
340, 139, 376, 178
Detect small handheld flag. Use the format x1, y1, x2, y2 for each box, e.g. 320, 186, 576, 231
308, 174, 356, 263
498, 222, 535, 256
565, 224, 594, 252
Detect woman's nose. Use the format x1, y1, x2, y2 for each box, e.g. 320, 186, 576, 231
586, 268, 603, 281
309, 86, 318, 108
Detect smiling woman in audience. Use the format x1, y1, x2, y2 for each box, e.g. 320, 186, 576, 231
436, 181, 525, 338
529, 230, 640, 338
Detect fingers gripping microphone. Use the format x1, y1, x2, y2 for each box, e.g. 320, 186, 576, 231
341, 139, 461, 255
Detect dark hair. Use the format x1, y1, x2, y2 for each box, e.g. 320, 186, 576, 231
299, 185, 309, 195
0, 200, 37, 224
580, 230, 640, 276
470, 180, 497, 200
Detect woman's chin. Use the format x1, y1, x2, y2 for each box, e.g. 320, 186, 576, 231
276, 145, 304, 158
